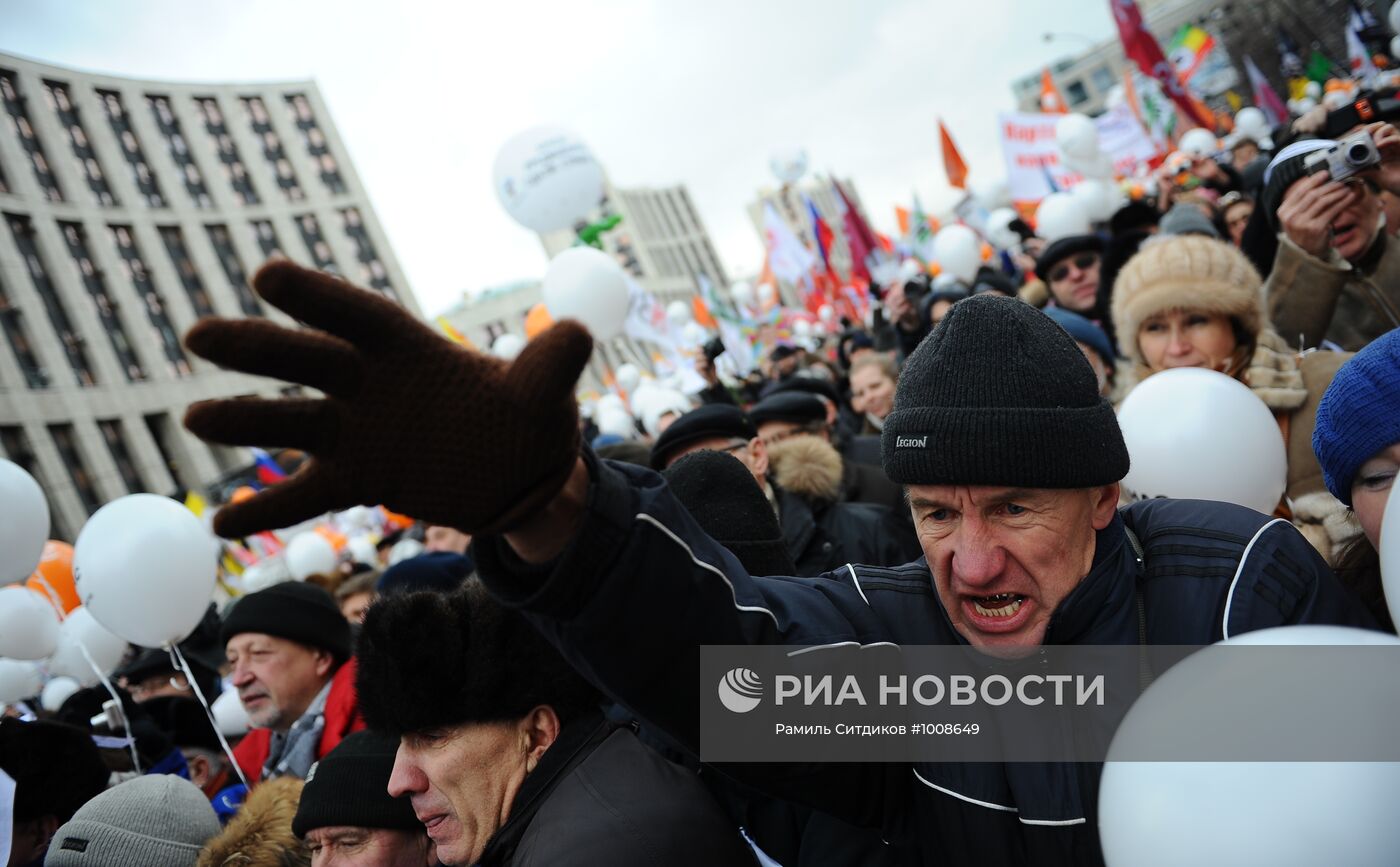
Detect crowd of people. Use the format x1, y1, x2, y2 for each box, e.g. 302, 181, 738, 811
6, 81, 1400, 867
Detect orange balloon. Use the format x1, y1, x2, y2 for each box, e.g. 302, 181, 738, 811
524, 303, 554, 340
980, 242, 994, 262
26, 541, 78, 614
230, 486, 257, 504
380, 508, 415, 530
314, 525, 348, 552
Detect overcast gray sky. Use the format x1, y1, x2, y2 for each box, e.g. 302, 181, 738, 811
1, 0, 1119, 315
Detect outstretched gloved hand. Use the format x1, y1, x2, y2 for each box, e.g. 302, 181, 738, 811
183, 261, 592, 539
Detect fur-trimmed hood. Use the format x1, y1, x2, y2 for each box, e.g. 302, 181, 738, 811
768, 435, 844, 504
198, 778, 308, 867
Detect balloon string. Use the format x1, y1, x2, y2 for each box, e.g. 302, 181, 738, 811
30, 576, 65, 620
77, 640, 141, 774
169, 644, 250, 791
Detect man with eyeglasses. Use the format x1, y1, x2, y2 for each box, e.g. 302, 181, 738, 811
1034, 235, 1105, 318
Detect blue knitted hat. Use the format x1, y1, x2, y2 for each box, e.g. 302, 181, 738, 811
1313, 329, 1400, 505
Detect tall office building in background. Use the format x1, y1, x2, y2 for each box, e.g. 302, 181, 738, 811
0, 51, 417, 539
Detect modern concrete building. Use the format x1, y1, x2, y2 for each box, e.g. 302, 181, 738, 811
0, 51, 416, 539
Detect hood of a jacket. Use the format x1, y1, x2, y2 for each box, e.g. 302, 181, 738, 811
197, 777, 306, 867
768, 435, 845, 504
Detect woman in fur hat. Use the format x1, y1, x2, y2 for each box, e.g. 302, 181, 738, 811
1112, 233, 1359, 562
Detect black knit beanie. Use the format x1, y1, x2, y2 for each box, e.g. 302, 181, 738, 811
377, 551, 474, 597
0, 718, 109, 825
292, 730, 419, 838
221, 581, 352, 662
881, 295, 1129, 488
663, 449, 798, 576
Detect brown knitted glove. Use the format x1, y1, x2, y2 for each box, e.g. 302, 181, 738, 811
183, 260, 592, 539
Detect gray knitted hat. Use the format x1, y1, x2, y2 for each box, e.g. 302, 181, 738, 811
46, 775, 221, 867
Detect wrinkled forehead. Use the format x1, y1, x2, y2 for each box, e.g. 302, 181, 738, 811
905, 484, 1081, 510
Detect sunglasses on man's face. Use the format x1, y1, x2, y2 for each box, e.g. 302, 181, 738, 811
1049, 253, 1099, 284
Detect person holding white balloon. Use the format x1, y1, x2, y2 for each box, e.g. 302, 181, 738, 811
1312, 327, 1400, 631
1113, 234, 1358, 561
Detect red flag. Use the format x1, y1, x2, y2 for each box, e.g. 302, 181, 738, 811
939, 120, 968, 189
833, 178, 877, 283
1109, 0, 1216, 129
1040, 68, 1068, 114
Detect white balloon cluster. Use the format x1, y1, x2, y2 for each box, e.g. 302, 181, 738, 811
931, 225, 982, 283
1051, 114, 1121, 229
542, 247, 630, 341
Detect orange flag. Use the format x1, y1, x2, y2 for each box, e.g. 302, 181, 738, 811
1040, 68, 1068, 114
895, 206, 911, 237
939, 120, 968, 189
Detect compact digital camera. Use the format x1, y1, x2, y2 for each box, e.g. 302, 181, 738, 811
1305, 131, 1382, 181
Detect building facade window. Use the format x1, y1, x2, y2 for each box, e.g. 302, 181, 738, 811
205, 223, 260, 316
0, 70, 64, 202
193, 97, 259, 206
97, 418, 146, 494
108, 225, 192, 377
146, 94, 212, 208
142, 412, 188, 490
240, 96, 303, 201
249, 218, 282, 260
157, 225, 216, 317
285, 93, 347, 195
1090, 65, 1116, 94
1065, 79, 1090, 107
295, 212, 337, 273
57, 221, 146, 382
338, 207, 395, 297
43, 81, 117, 207
0, 425, 69, 539
96, 89, 165, 207
48, 423, 103, 514
5, 213, 95, 386
0, 271, 48, 388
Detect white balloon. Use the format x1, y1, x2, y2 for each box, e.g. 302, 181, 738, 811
0, 459, 49, 584
614, 363, 641, 394
1234, 107, 1268, 139
769, 148, 809, 184
757, 283, 778, 307
542, 247, 629, 341
985, 207, 1022, 250
969, 175, 1012, 210
931, 225, 982, 283
1104, 84, 1127, 111
0, 586, 59, 660
596, 393, 626, 415
491, 333, 526, 361
346, 535, 378, 567
1294, 97, 1318, 114
492, 125, 605, 233
665, 300, 693, 329
239, 559, 290, 594
1056, 114, 1101, 160
729, 281, 755, 309
817, 304, 835, 323
1035, 192, 1092, 243
792, 319, 813, 339
1304, 80, 1322, 99
1100, 626, 1400, 867
1179, 128, 1219, 158
1118, 368, 1286, 514
285, 532, 337, 581
387, 538, 424, 566
338, 505, 377, 532
49, 607, 128, 686
0, 659, 41, 704
40, 675, 80, 712
1391, 2, 1400, 35
595, 406, 637, 439
680, 321, 708, 347
1062, 150, 1115, 180
212, 688, 250, 737
1392, 35, 1400, 61
639, 389, 691, 438
1071, 178, 1121, 223
75, 494, 217, 648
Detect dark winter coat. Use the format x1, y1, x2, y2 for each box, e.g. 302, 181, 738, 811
773, 482, 918, 577
478, 714, 754, 867
476, 453, 1376, 867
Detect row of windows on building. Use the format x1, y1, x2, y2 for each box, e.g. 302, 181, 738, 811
0, 407, 232, 536
0, 68, 347, 210
0, 207, 393, 390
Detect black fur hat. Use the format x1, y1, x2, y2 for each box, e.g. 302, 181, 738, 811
355, 582, 600, 736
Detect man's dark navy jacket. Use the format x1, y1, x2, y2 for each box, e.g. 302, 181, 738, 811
477, 453, 1375, 866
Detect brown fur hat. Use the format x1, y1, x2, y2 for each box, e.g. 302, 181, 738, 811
197, 778, 309, 867
1111, 235, 1266, 368
768, 435, 845, 504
